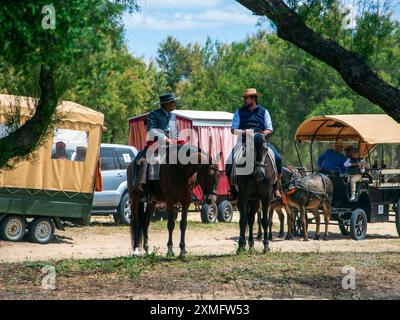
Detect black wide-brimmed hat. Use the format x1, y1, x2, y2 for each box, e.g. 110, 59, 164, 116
154, 93, 180, 105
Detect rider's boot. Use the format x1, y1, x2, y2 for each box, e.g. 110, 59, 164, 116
274, 173, 282, 199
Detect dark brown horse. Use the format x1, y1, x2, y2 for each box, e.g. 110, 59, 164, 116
236, 133, 275, 253
127, 144, 219, 257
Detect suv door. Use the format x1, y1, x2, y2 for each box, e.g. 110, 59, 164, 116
100, 147, 122, 191
114, 148, 135, 185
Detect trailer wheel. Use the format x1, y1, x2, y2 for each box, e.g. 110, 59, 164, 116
28, 217, 55, 244
217, 201, 233, 223
395, 200, 400, 238
350, 209, 367, 241
201, 203, 218, 224
0, 215, 26, 242
338, 220, 350, 235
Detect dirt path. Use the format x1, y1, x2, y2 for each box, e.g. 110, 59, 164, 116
1, 212, 400, 263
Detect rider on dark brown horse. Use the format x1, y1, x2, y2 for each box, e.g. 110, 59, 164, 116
134, 93, 180, 192
226, 88, 283, 198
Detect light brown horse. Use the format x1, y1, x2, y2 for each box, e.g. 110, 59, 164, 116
127, 144, 219, 257
282, 168, 333, 241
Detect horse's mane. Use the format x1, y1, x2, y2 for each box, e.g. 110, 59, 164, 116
166, 144, 212, 165
254, 133, 265, 162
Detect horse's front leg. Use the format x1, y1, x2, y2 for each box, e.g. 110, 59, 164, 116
237, 198, 248, 254
256, 210, 262, 240
166, 201, 176, 257
143, 201, 156, 254
130, 192, 141, 256
268, 202, 276, 241
179, 196, 191, 257
277, 206, 285, 238
300, 206, 309, 241
248, 201, 259, 253
261, 199, 271, 252
284, 204, 294, 240
322, 201, 331, 241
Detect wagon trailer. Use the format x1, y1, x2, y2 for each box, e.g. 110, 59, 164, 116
0, 94, 104, 244
294, 114, 400, 240
128, 110, 237, 223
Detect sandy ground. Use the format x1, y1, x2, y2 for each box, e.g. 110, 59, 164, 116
1, 211, 400, 263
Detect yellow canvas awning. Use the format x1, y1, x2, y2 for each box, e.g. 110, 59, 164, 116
0, 94, 104, 126
295, 114, 400, 145
0, 94, 104, 194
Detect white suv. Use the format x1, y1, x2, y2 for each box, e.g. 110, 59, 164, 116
92, 143, 137, 225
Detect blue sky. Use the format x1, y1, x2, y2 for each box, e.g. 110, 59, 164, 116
123, 0, 400, 62
123, 0, 261, 61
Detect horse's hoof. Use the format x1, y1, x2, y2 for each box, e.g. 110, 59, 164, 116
132, 248, 140, 257
314, 235, 320, 241
256, 235, 262, 241
236, 247, 246, 255
248, 247, 256, 254
167, 251, 175, 257
279, 233, 285, 239
179, 249, 187, 257
323, 235, 329, 241
303, 238, 309, 242
263, 247, 270, 253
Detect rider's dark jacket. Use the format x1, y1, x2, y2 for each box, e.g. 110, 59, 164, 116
147, 108, 177, 141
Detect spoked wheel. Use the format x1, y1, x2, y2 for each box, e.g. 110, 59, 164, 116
28, 217, 55, 244
217, 200, 233, 223
293, 210, 305, 237
201, 203, 218, 224
338, 219, 350, 235
0, 215, 26, 242
350, 209, 368, 241
395, 200, 400, 238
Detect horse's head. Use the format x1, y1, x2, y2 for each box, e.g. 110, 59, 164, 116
253, 133, 270, 182
196, 152, 219, 205
176, 144, 219, 204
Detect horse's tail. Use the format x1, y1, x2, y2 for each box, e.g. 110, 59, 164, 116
127, 161, 143, 250
254, 133, 265, 162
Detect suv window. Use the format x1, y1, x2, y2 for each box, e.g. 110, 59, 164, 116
100, 148, 118, 171
115, 148, 135, 170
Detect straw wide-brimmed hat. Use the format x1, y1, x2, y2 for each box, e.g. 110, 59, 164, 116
243, 88, 262, 97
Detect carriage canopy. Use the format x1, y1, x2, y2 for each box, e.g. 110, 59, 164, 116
0, 94, 104, 194
295, 114, 400, 156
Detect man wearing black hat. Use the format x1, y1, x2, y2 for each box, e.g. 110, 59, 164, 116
134, 93, 180, 192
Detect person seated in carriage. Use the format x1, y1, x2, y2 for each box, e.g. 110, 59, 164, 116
317, 139, 347, 175
226, 88, 283, 199
133, 93, 180, 192
344, 147, 367, 202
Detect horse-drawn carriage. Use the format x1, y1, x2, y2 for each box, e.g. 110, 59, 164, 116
0, 94, 104, 243
294, 114, 400, 240
128, 110, 236, 224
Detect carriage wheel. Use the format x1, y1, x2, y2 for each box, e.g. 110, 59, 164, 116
28, 217, 55, 244
350, 209, 368, 241
395, 200, 400, 238
293, 210, 305, 237
217, 200, 233, 223
0, 215, 26, 242
201, 203, 218, 224
338, 220, 350, 235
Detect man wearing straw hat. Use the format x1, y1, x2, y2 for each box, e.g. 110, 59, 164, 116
227, 88, 283, 199
133, 93, 180, 192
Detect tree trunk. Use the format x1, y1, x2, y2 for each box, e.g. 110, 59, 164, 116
236, 0, 400, 122
0, 64, 58, 168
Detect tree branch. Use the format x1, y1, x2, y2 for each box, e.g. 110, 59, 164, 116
236, 0, 400, 122
0, 64, 58, 168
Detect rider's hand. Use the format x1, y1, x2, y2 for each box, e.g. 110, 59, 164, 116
245, 129, 254, 136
